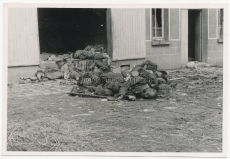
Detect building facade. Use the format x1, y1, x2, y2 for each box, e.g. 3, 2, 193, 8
7, 8, 224, 83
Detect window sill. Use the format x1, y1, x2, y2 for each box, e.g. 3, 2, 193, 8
217, 38, 223, 43
151, 40, 170, 46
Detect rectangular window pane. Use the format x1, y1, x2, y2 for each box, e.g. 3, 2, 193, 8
156, 9, 162, 27
152, 8, 163, 38
152, 29, 155, 37
156, 28, 162, 37
152, 9, 155, 28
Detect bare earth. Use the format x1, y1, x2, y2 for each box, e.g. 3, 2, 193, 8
7, 67, 223, 152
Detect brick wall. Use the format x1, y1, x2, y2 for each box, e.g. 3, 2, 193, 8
207, 9, 223, 65
207, 39, 223, 64
146, 41, 181, 70
145, 8, 181, 70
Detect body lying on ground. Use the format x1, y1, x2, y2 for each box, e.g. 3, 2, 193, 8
74, 60, 170, 100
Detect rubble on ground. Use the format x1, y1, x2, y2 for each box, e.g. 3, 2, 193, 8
186, 61, 221, 69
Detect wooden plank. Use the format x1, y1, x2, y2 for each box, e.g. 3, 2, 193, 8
67, 92, 108, 98
111, 8, 146, 61
8, 8, 40, 66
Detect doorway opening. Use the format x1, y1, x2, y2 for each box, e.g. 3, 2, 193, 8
37, 8, 108, 60
188, 10, 202, 62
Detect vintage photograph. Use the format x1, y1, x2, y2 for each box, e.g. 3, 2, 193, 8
3, 3, 226, 155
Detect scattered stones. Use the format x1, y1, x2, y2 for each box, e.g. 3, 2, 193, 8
195, 62, 206, 69
25, 79, 31, 83
199, 74, 218, 79
165, 107, 176, 109
188, 86, 195, 89
143, 109, 154, 112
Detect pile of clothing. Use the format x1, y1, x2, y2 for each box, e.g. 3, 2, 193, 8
71, 60, 173, 101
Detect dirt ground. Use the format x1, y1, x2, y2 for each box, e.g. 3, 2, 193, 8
7, 66, 223, 152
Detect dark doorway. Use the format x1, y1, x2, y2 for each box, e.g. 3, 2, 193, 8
37, 8, 107, 54
188, 10, 202, 62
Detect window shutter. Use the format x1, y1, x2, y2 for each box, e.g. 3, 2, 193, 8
164, 9, 169, 41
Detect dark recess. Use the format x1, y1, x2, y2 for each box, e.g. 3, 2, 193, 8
37, 8, 107, 54
188, 10, 196, 60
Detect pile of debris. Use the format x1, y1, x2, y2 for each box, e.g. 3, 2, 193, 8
68, 59, 173, 101
18, 43, 179, 101
40, 44, 107, 62
19, 44, 110, 83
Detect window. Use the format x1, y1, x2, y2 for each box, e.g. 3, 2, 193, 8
218, 8, 223, 42
152, 8, 164, 39
151, 8, 169, 45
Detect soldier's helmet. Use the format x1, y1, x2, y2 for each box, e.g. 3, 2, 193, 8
141, 88, 157, 99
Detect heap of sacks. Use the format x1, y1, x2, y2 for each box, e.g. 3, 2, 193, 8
71, 60, 173, 101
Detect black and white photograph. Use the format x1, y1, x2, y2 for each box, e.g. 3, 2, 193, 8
2, 2, 228, 157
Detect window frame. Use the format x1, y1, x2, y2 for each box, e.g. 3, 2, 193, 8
151, 8, 164, 39
150, 8, 170, 46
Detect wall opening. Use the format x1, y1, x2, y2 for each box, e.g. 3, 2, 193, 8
188, 10, 202, 62
37, 8, 108, 56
